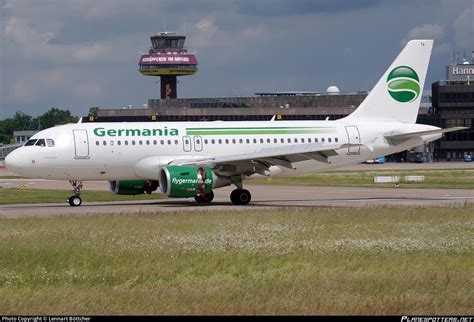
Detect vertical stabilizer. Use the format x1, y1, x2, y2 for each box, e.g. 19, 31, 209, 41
345, 40, 433, 123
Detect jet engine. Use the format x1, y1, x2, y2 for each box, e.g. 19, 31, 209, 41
159, 166, 214, 198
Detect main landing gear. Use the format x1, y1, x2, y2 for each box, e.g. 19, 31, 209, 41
194, 189, 251, 205
230, 189, 251, 205
229, 177, 251, 205
68, 180, 83, 207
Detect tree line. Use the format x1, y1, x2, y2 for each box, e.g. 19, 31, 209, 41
0, 108, 78, 144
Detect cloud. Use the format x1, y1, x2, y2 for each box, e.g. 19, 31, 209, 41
5, 69, 69, 103
73, 83, 103, 99
236, 0, 383, 16
453, 7, 473, 50
401, 23, 445, 46
1, 0, 473, 119
187, 16, 270, 64
3, 17, 123, 65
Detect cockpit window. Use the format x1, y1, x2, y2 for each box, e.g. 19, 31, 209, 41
46, 139, 55, 147
25, 139, 37, 146
35, 139, 46, 147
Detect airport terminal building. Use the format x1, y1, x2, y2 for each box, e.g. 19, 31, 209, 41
431, 58, 474, 160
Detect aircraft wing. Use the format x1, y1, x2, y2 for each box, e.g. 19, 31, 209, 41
168, 142, 362, 174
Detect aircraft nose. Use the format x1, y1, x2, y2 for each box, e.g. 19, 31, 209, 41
5, 148, 25, 174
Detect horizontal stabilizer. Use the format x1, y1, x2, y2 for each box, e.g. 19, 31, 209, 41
384, 127, 468, 141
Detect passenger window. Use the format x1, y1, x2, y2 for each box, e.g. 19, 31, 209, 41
160, 140, 164, 145
253, 139, 257, 144
174, 140, 178, 145
260, 139, 264, 143
232, 139, 236, 144
153, 140, 157, 145
146, 140, 150, 145
204, 139, 208, 144
315, 138, 318, 143
125, 141, 128, 145
110, 141, 114, 146
218, 139, 222, 144
301, 138, 305, 143
46, 139, 55, 147
266, 139, 270, 143
211, 139, 215, 144
132, 141, 135, 145
25, 139, 37, 146
139, 140, 143, 145
335, 138, 338, 143
103, 141, 107, 146
225, 139, 229, 144
167, 140, 171, 145
117, 141, 121, 146
294, 138, 298, 143
287, 138, 291, 143
281, 138, 284, 143
246, 139, 250, 144
328, 138, 332, 143
96, 141, 99, 146
308, 138, 312, 143
274, 138, 277, 143
239, 139, 243, 144
322, 138, 325, 142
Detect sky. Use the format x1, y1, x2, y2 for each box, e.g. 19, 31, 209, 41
0, 0, 473, 119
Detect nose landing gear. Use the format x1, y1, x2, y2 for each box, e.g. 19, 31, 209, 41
68, 180, 83, 206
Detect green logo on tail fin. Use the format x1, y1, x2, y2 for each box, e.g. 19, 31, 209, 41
387, 66, 420, 103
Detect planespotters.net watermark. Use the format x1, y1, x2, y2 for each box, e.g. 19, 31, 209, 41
402, 317, 474, 322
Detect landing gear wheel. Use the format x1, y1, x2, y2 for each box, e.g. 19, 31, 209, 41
230, 189, 251, 205
68, 196, 82, 207
195, 191, 214, 204
68, 180, 83, 207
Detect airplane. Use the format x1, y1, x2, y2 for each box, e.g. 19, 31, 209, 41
5, 40, 468, 206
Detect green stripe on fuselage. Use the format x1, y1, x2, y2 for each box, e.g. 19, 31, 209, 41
185, 127, 336, 136
185, 127, 335, 130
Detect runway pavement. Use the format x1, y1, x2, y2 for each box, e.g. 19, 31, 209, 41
1, 161, 473, 218
1, 185, 473, 218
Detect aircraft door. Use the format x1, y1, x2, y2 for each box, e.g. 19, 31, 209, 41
183, 136, 192, 152
193, 136, 203, 152
345, 126, 361, 154
73, 129, 90, 159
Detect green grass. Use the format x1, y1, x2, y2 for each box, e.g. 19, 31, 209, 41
254, 169, 474, 189
0, 207, 472, 315
0, 188, 164, 205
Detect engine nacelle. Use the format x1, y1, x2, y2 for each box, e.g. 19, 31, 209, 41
109, 180, 158, 195
159, 166, 214, 198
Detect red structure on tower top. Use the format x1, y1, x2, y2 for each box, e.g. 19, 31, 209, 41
138, 32, 198, 99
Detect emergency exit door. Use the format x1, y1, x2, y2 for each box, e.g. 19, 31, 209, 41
345, 126, 360, 154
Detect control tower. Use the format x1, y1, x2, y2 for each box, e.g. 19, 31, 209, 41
139, 32, 198, 99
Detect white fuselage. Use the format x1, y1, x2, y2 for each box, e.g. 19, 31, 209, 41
6, 119, 441, 181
